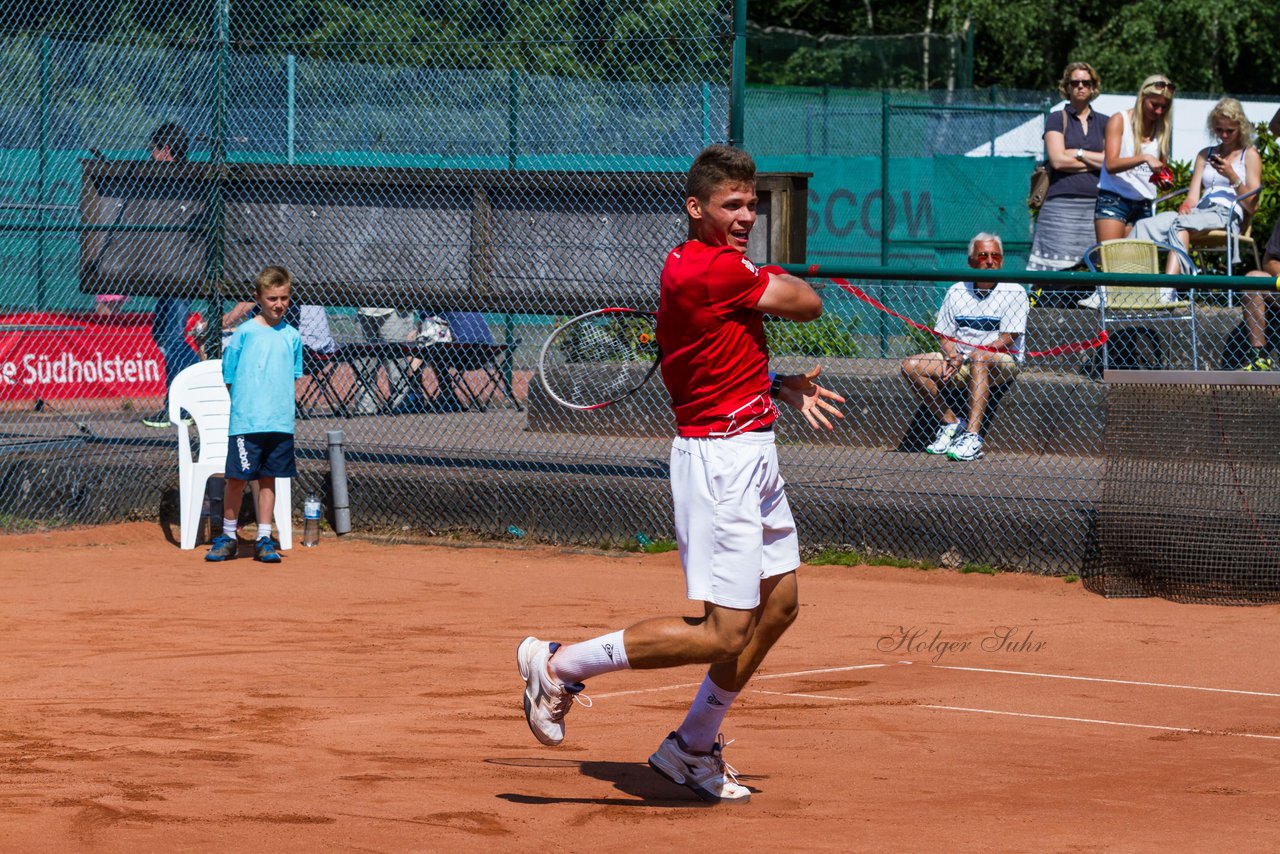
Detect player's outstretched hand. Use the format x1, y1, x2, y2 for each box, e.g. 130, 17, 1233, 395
776, 366, 845, 431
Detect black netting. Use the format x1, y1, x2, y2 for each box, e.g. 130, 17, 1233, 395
1093, 378, 1280, 603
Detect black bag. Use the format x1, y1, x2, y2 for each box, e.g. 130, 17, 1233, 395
1029, 111, 1069, 211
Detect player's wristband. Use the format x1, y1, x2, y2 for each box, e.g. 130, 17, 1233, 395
768, 370, 782, 397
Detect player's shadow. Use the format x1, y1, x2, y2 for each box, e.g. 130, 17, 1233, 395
489, 757, 762, 808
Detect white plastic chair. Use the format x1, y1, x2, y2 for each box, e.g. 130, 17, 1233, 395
170, 360, 293, 550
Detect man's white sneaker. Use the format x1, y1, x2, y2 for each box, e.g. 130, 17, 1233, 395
926, 421, 961, 455
517, 636, 587, 746
648, 731, 751, 804
946, 430, 984, 461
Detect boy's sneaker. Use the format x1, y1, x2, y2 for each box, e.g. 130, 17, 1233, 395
517, 636, 588, 746
648, 731, 751, 804
926, 421, 961, 455
205, 535, 238, 562
254, 536, 282, 563
946, 431, 984, 461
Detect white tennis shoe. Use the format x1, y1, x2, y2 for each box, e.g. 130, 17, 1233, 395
517, 636, 587, 746
926, 421, 961, 455
648, 731, 751, 804
946, 430, 984, 461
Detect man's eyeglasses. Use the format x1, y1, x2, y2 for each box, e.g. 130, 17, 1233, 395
971, 251, 1003, 260
1067, 80, 1093, 88
1146, 80, 1176, 94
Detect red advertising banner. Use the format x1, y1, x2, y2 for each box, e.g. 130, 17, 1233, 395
0, 312, 173, 400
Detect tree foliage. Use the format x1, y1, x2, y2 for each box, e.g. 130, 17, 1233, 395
747, 0, 1280, 95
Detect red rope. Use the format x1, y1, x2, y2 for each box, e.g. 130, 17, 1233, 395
823, 275, 1109, 358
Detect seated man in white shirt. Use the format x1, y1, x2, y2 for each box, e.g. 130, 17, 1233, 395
899, 233, 1029, 461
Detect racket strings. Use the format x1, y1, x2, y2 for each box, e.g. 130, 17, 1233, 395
540, 312, 659, 409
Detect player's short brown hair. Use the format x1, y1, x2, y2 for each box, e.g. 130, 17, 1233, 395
685, 144, 756, 204
254, 265, 292, 296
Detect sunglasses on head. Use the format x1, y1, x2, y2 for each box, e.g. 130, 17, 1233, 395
1146, 80, 1175, 94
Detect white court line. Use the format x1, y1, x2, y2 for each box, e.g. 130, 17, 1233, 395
590, 663, 891, 700
922, 704, 1280, 742
930, 665, 1280, 699
751, 689, 1280, 742
755, 688, 862, 701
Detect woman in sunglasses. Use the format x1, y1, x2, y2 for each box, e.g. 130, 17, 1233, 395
1028, 62, 1108, 276
1084, 75, 1177, 306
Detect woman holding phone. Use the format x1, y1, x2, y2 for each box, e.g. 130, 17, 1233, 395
1131, 97, 1261, 275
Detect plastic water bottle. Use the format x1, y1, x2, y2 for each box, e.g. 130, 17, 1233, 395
303, 493, 322, 547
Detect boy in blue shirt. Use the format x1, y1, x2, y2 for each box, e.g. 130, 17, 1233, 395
206, 266, 304, 563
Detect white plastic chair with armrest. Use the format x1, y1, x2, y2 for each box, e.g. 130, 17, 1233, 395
170, 359, 293, 550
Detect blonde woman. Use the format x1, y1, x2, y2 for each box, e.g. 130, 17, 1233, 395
1095, 75, 1175, 239
1083, 75, 1177, 306
1027, 62, 1108, 273
1132, 98, 1261, 274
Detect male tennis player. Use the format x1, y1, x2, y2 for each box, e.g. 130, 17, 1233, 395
518, 144, 844, 804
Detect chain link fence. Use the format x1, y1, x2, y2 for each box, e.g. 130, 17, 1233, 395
745, 23, 973, 91
0, 4, 1270, 580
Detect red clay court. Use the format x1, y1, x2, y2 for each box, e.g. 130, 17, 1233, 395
1, 523, 1277, 850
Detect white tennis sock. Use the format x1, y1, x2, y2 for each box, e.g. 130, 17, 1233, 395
258, 523, 272, 540
676, 673, 740, 754
549, 630, 629, 684
222, 518, 238, 538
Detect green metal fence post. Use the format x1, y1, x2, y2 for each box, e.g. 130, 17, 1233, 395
37, 34, 50, 310
879, 89, 891, 357
989, 85, 998, 155
207, 0, 230, 357
287, 53, 296, 165
729, 0, 745, 147
880, 89, 890, 267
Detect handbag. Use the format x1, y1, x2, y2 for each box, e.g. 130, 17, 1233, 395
1029, 111, 1070, 210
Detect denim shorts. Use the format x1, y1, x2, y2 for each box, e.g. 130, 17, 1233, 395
1094, 190, 1153, 225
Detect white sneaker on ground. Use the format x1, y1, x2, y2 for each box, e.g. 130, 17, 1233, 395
517, 636, 587, 746
1077, 290, 1101, 309
648, 731, 751, 804
926, 421, 961, 455
946, 431, 984, 461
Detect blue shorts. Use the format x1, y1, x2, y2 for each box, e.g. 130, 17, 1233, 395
225, 432, 296, 480
1094, 189, 1153, 225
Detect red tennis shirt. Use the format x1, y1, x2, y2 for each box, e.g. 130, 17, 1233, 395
657, 240, 777, 438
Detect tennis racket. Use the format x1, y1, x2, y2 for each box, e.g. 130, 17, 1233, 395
537, 307, 660, 410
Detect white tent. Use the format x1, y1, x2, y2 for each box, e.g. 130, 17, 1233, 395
966, 95, 1280, 164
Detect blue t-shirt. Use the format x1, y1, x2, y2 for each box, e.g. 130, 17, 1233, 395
222, 318, 303, 435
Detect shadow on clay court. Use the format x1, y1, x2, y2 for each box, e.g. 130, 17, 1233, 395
488, 757, 762, 807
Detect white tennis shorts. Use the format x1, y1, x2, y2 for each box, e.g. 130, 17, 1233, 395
670, 429, 800, 610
